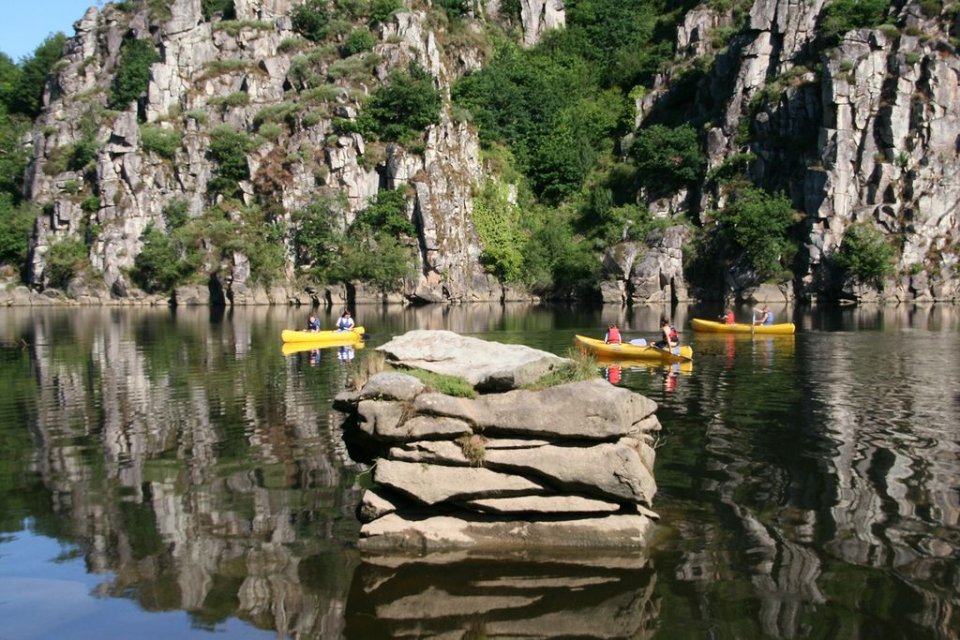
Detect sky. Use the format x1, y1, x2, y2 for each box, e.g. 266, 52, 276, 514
0, 1, 99, 62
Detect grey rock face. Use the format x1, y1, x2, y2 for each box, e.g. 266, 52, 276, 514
377, 330, 572, 391
339, 331, 662, 550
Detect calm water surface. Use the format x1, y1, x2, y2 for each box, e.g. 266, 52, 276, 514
0, 303, 957, 639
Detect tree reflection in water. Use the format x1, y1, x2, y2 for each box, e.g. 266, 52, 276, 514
0, 303, 956, 637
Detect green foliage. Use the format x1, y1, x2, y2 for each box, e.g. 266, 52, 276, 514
631, 124, 704, 197
140, 125, 181, 159
522, 208, 601, 296
361, 62, 441, 142
294, 195, 345, 276
334, 232, 414, 290
715, 186, 796, 280
109, 38, 160, 111
820, 0, 891, 43
434, 0, 472, 19
370, 0, 403, 22
163, 198, 190, 229
0, 194, 38, 266
0, 109, 30, 195
292, 0, 332, 42
472, 179, 526, 281
524, 348, 600, 389
202, 0, 237, 20
207, 125, 255, 197
45, 238, 89, 289
7, 34, 66, 118
834, 222, 895, 284
351, 189, 413, 236
343, 29, 377, 56
400, 368, 477, 397
209, 91, 250, 108
132, 224, 188, 292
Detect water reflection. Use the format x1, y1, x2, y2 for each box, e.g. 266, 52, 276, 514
0, 304, 957, 637
345, 551, 658, 638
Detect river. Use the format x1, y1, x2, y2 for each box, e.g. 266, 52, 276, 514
0, 303, 956, 639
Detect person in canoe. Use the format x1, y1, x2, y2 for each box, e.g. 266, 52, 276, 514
306, 314, 321, 332
604, 323, 622, 344
753, 305, 774, 326
336, 310, 355, 332
654, 316, 679, 350
719, 308, 735, 324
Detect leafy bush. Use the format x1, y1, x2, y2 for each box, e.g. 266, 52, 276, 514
472, 179, 526, 281
820, 0, 891, 43
352, 189, 413, 236
163, 198, 190, 229
715, 186, 796, 280
631, 124, 704, 197
343, 29, 377, 56
132, 224, 187, 292
333, 232, 414, 290
361, 62, 441, 142
292, 0, 332, 42
370, 0, 403, 22
834, 222, 895, 284
45, 238, 89, 289
294, 196, 346, 276
0, 109, 31, 195
207, 125, 255, 197
109, 38, 160, 111
0, 195, 38, 267
6, 34, 66, 118
140, 125, 181, 159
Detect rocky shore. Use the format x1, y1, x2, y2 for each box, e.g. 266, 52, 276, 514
334, 330, 662, 551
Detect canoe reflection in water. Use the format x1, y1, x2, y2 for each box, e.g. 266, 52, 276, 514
345, 551, 659, 638
601, 359, 693, 389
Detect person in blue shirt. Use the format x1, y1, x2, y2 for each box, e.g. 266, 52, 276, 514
753, 305, 774, 326
306, 315, 320, 332
337, 310, 355, 331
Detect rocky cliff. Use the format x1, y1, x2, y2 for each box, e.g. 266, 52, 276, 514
17, 0, 960, 306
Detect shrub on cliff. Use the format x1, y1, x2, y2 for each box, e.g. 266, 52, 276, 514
45, 239, 89, 289
630, 124, 704, 197
5, 34, 66, 119
132, 224, 188, 292
292, 0, 332, 42
108, 38, 160, 111
834, 223, 895, 284
360, 62, 441, 143
207, 126, 255, 198
820, 0, 891, 43
0, 195, 37, 268
714, 186, 796, 280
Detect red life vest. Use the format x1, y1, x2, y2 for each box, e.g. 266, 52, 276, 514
669, 326, 679, 343
606, 327, 621, 344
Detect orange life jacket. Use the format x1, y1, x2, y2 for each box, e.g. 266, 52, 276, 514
606, 327, 621, 344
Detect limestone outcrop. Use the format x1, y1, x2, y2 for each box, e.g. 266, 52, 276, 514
336, 331, 662, 551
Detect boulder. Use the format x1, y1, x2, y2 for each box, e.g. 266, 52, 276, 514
377, 330, 571, 391
374, 459, 545, 506
360, 372, 426, 402
463, 495, 621, 515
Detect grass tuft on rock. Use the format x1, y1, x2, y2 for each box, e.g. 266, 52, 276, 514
398, 368, 478, 398
456, 434, 486, 466
524, 348, 599, 390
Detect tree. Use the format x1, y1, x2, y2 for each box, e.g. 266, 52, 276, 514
362, 62, 441, 142
7, 34, 66, 118
833, 222, 895, 284
715, 186, 796, 280
109, 38, 160, 111
631, 124, 704, 197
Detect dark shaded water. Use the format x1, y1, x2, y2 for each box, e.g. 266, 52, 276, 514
0, 303, 957, 638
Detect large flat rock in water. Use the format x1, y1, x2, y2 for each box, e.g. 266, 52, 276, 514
376, 330, 571, 391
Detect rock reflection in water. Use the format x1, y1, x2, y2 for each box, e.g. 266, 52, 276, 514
345, 551, 658, 639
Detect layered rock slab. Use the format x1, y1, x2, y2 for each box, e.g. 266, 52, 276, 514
339, 332, 664, 551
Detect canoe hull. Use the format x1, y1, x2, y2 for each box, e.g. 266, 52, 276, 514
281, 327, 365, 343
575, 335, 693, 363
690, 318, 795, 335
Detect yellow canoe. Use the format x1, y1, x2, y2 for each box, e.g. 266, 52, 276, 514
690, 318, 795, 335
281, 340, 366, 356
574, 335, 693, 363
281, 327, 365, 343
